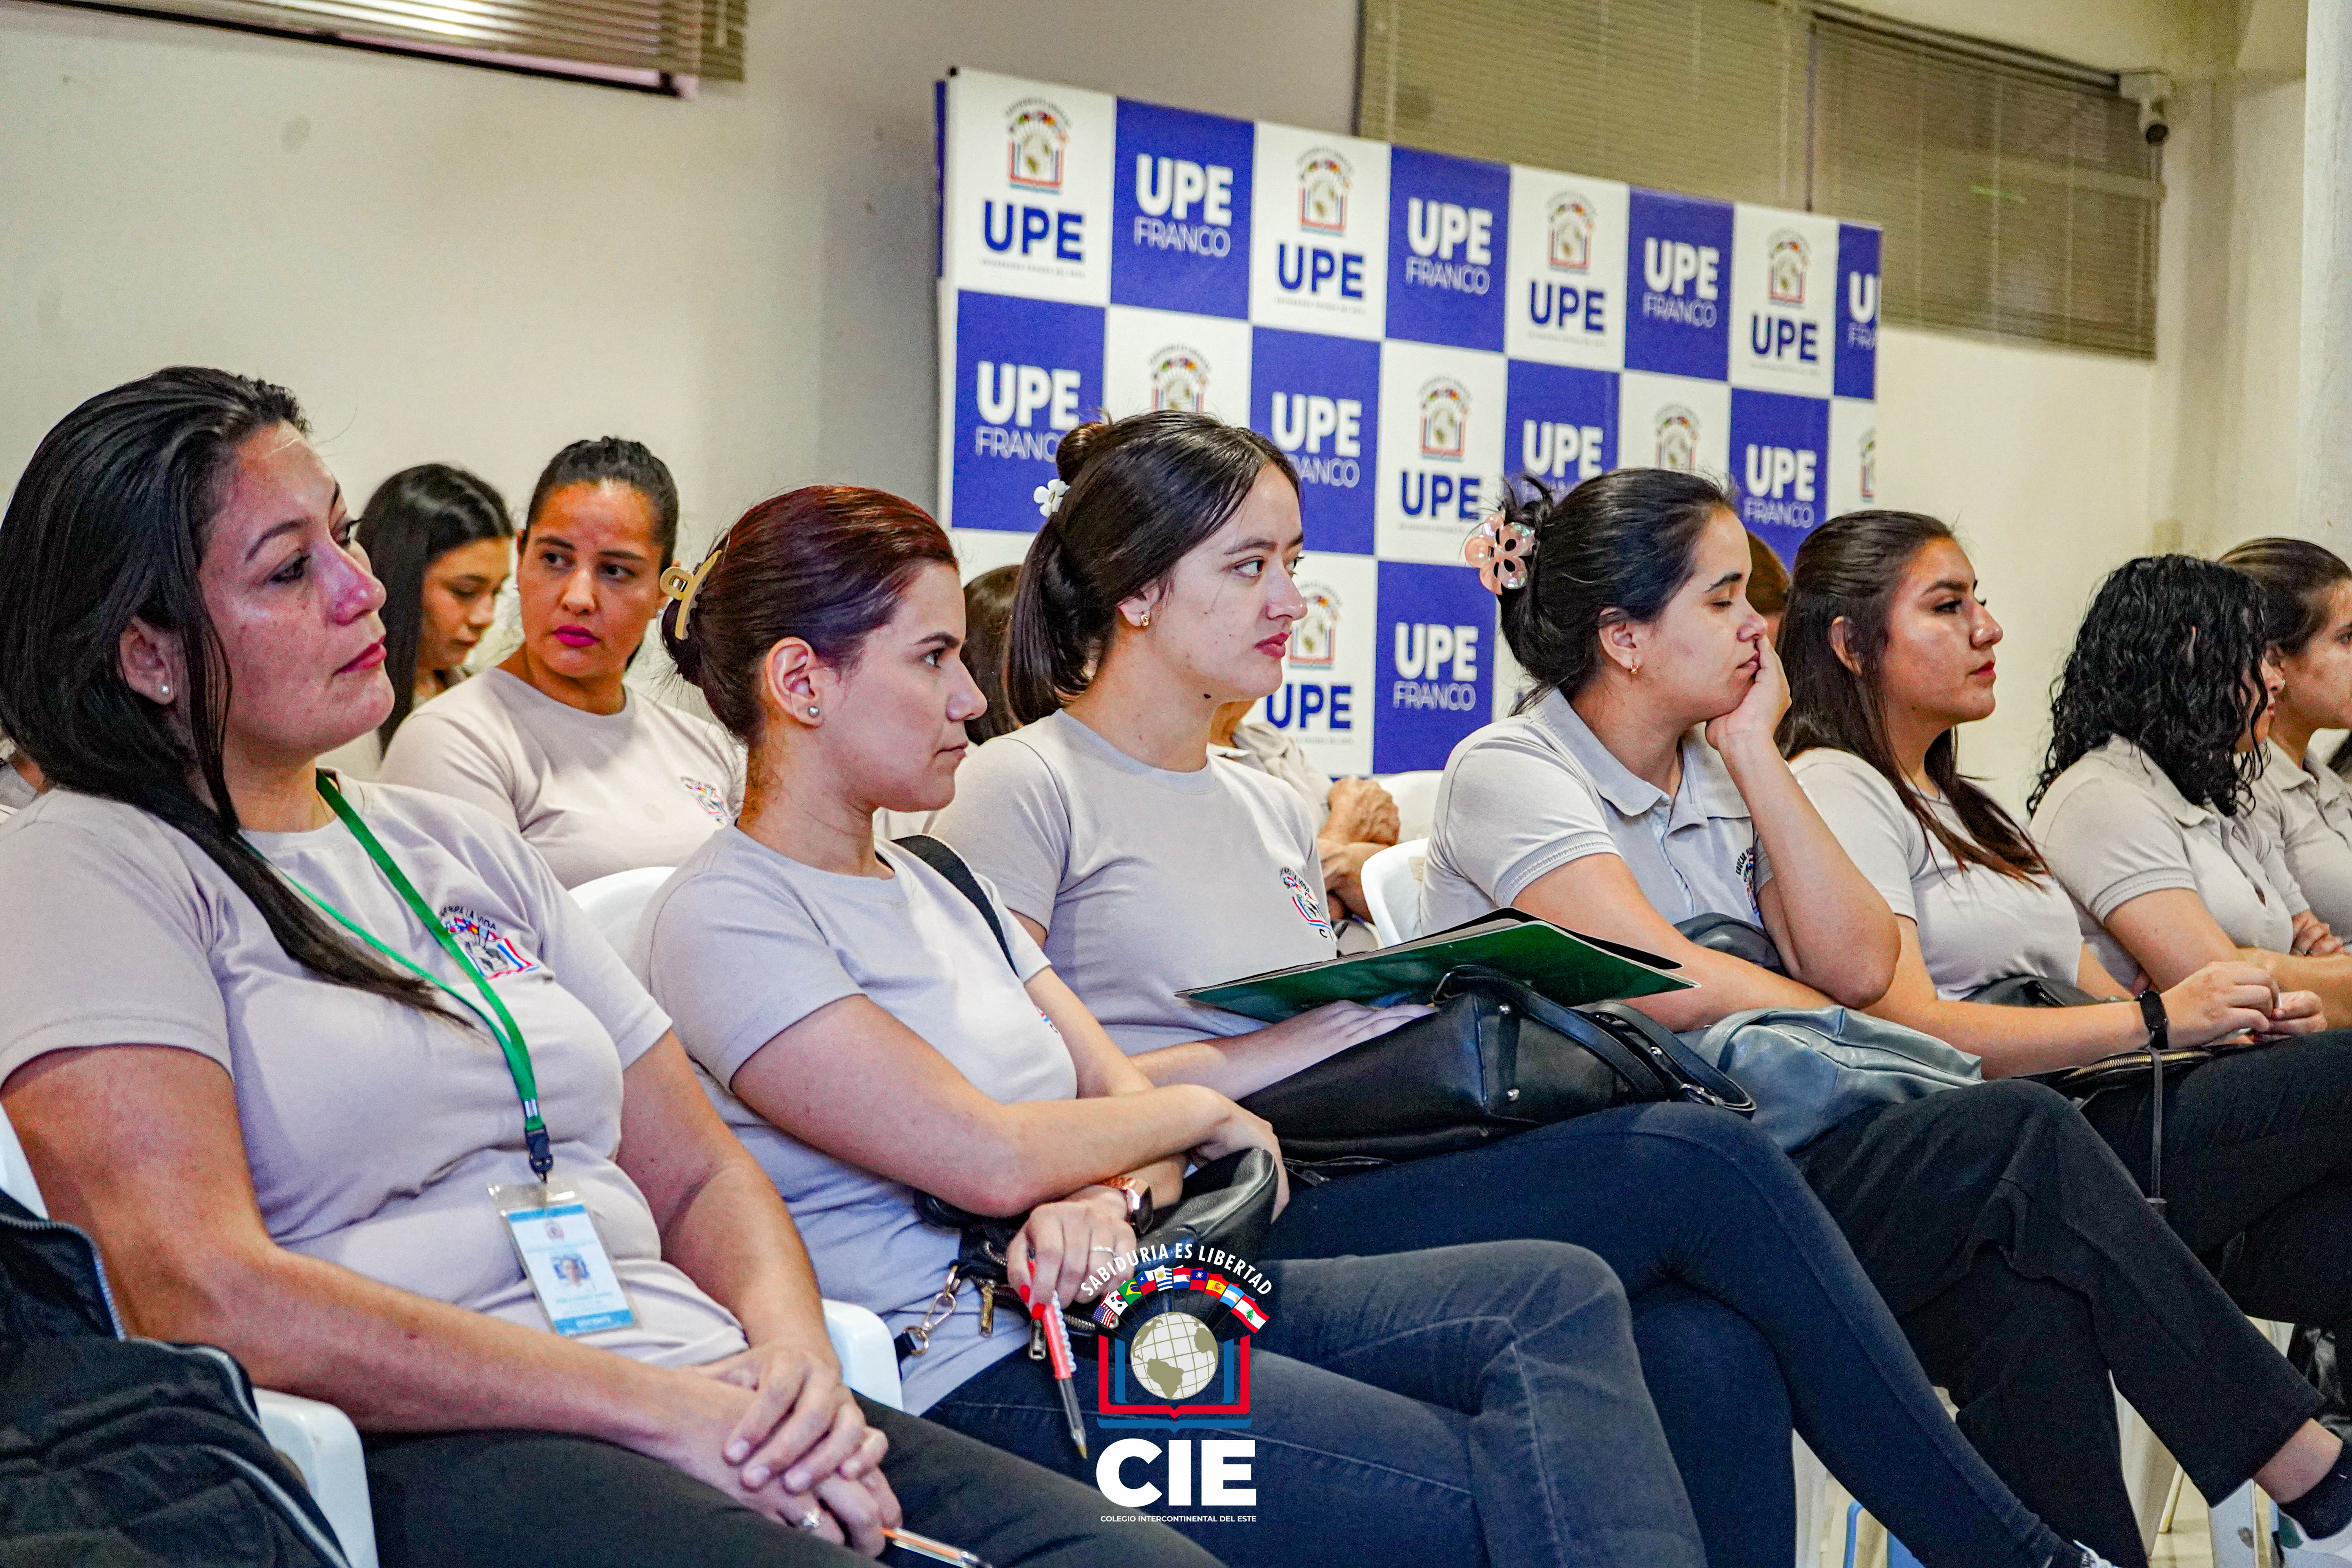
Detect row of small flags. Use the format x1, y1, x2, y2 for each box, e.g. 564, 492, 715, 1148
1091, 1267, 1268, 1333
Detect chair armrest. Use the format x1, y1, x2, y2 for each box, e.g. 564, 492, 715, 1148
255, 1388, 379, 1568
823, 1299, 904, 1411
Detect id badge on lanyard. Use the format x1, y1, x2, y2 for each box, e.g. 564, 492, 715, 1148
294, 772, 637, 1339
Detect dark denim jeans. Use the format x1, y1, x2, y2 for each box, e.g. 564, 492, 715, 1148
925, 1241, 1707, 1568
1261, 1101, 2073, 1568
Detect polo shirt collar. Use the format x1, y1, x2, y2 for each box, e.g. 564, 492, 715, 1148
2096, 736, 2213, 829
1532, 690, 1750, 830
2266, 739, 2319, 799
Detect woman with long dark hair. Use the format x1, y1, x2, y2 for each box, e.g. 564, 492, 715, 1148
1779, 511, 2352, 1554
379, 438, 742, 887
320, 463, 513, 777
933, 410, 2136, 1568
2222, 538, 2352, 933
1413, 470, 2350, 1568
0, 368, 1214, 1568
2031, 555, 2352, 1023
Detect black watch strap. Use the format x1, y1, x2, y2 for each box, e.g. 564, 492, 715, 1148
2136, 987, 2169, 1050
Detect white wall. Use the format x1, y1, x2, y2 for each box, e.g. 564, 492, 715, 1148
0, 0, 1356, 557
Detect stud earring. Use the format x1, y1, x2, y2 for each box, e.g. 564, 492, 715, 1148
159, 682, 171, 699
1139, 612, 1152, 628
805, 705, 820, 717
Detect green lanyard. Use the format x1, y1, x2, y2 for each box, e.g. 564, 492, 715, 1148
289, 772, 553, 1182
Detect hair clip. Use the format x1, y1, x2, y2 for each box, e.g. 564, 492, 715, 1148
659, 543, 724, 640
1033, 477, 1069, 520
1464, 515, 1535, 595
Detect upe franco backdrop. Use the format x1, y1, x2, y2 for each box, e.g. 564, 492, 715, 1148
937, 69, 1881, 777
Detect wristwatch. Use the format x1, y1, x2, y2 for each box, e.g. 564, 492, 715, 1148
1101, 1174, 1156, 1237
2136, 987, 2169, 1052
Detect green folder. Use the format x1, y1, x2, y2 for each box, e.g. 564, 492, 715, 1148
1177, 909, 1695, 1024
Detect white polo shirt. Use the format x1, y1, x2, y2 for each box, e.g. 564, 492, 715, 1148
2249, 740, 2352, 934
1421, 689, 1772, 932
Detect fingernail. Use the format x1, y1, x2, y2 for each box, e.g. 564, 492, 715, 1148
726, 1441, 749, 1463
785, 1467, 808, 1490
744, 1464, 769, 1486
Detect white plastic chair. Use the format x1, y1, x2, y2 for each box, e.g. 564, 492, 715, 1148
568, 864, 679, 958
1373, 769, 1444, 844
1359, 837, 1428, 947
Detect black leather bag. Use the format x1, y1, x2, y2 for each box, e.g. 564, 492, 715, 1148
1674, 912, 1785, 973
1237, 963, 1753, 1165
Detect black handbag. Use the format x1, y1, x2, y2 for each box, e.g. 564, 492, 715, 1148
1237, 963, 1753, 1165
1674, 912, 1786, 973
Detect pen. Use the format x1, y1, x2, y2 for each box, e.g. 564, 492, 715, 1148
883, 1524, 993, 1567
1036, 1292, 1088, 1459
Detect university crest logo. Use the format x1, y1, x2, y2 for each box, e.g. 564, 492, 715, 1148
1766, 230, 1809, 306
1546, 192, 1595, 271
1005, 98, 1070, 192
1296, 149, 1352, 233
1289, 584, 1340, 669
1417, 377, 1469, 460
1149, 345, 1209, 413
1655, 405, 1700, 471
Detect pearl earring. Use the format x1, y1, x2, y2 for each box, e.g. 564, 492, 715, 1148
159, 682, 171, 699
805, 705, 820, 717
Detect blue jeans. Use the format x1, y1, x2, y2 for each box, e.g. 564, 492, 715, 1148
925, 1241, 1707, 1568
1261, 1102, 2073, 1568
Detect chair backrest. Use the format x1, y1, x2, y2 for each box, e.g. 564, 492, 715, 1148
568, 866, 677, 960
1376, 771, 1444, 844
1359, 837, 1429, 947
0, 1103, 49, 1217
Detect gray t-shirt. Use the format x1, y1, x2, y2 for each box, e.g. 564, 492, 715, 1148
1422, 690, 1773, 932
380, 668, 744, 889
1792, 748, 2080, 1000
1211, 719, 1334, 825
2249, 740, 2352, 934
0, 783, 744, 1368
931, 711, 1336, 1054
0, 744, 34, 824
633, 830, 1071, 1413
2030, 737, 2299, 984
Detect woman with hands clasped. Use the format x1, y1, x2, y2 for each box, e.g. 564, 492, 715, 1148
1417, 470, 2350, 1568
0, 368, 1186, 1568
628, 481, 1715, 1568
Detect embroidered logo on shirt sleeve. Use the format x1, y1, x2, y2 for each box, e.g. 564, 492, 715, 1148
437, 904, 544, 980
1281, 867, 1334, 941
679, 776, 732, 824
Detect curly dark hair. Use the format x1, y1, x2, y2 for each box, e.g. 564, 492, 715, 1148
2031, 555, 2271, 817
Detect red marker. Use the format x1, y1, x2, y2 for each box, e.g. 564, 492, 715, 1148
1035, 1292, 1087, 1459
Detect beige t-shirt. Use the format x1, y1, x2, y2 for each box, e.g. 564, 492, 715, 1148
379, 668, 744, 888
0, 782, 744, 1368
1211, 719, 1334, 825
2248, 740, 2352, 934
1793, 748, 2080, 1000
932, 712, 1336, 1054
2031, 737, 2300, 983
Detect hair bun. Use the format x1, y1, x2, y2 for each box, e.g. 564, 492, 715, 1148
660, 600, 704, 688
1054, 420, 1112, 485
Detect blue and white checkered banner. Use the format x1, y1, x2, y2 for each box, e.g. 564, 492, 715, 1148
937, 70, 1881, 776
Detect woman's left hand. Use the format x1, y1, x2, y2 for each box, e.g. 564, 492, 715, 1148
1706, 631, 1791, 757
693, 1340, 879, 1496
2292, 910, 2342, 957
1008, 1190, 1137, 1310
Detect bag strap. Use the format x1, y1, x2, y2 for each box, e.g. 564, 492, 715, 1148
893, 834, 1015, 973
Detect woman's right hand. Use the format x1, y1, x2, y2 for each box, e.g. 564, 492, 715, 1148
1252, 1000, 1428, 1072
2160, 962, 2313, 1047
1190, 1096, 1291, 1217
655, 1371, 890, 1552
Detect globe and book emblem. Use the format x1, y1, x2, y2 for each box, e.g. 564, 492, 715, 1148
1129, 1311, 1221, 1402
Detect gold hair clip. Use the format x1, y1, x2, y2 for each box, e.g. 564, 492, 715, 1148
1463, 515, 1534, 595
660, 544, 724, 640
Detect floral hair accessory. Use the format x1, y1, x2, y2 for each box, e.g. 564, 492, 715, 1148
1463, 514, 1535, 595
659, 543, 725, 641
1033, 477, 1069, 520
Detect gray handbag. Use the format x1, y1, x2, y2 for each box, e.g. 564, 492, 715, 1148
1687, 1006, 1985, 1152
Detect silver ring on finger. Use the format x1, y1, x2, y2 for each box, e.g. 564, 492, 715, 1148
797, 1513, 824, 1532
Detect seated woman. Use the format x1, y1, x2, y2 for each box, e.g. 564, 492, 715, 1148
2030, 555, 2352, 1024
1208, 699, 1397, 934
633, 483, 1713, 1568
2222, 538, 2352, 934
959, 565, 1022, 747
1779, 509, 2352, 1483
933, 410, 2123, 1568
1410, 469, 2352, 1568
320, 463, 514, 780
381, 437, 741, 887
0, 368, 1210, 1568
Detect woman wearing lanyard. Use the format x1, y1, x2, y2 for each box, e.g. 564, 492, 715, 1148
380, 437, 743, 888
0, 368, 1212, 1568
937, 410, 2134, 1568
1412, 469, 2352, 1567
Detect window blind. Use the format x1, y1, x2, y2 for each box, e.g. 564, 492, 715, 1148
1357, 0, 2163, 356
64, 0, 743, 84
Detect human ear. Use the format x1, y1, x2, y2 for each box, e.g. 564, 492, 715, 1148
1115, 582, 1165, 631
1599, 617, 1642, 675
1828, 617, 1864, 676
760, 638, 828, 726
118, 619, 183, 706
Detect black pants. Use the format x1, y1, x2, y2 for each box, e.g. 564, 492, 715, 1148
1794, 1077, 2323, 1568
2078, 1033, 2352, 1333
362, 1396, 1216, 1568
